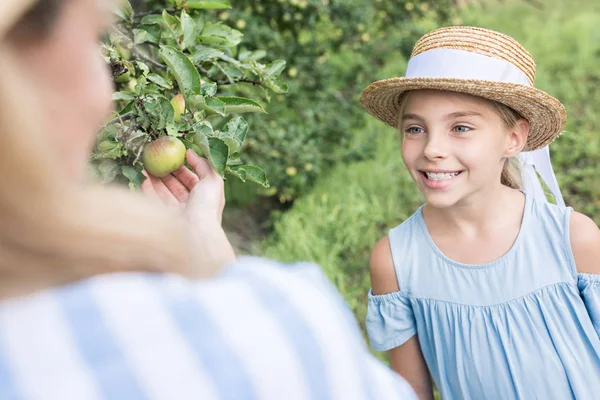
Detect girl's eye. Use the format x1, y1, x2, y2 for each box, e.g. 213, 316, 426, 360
405, 126, 424, 135
453, 125, 471, 133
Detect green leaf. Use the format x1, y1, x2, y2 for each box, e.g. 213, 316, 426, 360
187, 0, 232, 9
133, 28, 158, 45
239, 50, 267, 62
162, 10, 180, 31
223, 116, 248, 151
204, 97, 226, 115
194, 121, 214, 137
122, 165, 145, 188
266, 60, 287, 78
159, 45, 202, 100
191, 45, 225, 63
208, 138, 229, 175
118, 101, 135, 115
180, 10, 197, 50
112, 91, 136, 102
98, 159, 120, 183
232, 165, 269, 187
95, 140, 123, 160
98, 124, 118, 141
201, 81, 217, 97
265, 80, 289, 94
114, 0, 133, 21
219, 136, 240, 153
240, 165, 269, 187
216, 96, 266, 114
227, 166, 246, 182
226, 153, 243, 166
159, 96, 175, 129
140, 15, 164, 26
146, 73, 173, 89
191, 133, 210, 159
219, 63, 244, 80
198, 22, 243, 47
122, 129, 147, 151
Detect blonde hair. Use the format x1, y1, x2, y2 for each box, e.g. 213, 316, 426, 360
0, 10, 211, 298
398, 91, 524, 190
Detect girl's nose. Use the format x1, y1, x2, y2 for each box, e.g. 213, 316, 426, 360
423, 133, 449, 161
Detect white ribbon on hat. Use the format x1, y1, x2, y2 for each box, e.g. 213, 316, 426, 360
406, 48, 565, 207
518, 147, 565, 207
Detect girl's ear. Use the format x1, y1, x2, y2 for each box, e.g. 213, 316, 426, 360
504, 119, 529, 157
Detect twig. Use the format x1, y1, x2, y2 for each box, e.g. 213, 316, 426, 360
197, 64, 263, 86
133, 142, 145, 165
219, 78, 263, 86
134, 8, 176, 20
105, 112, 134, 126
133, 48, 167, 69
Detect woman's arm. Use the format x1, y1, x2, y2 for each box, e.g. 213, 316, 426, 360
370, 236, 434, 400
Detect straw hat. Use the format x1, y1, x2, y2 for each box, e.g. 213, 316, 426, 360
360, 26, 567, 151
0, 0, 38, 37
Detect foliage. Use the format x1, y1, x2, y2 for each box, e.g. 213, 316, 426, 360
93, 0, 288, 189
218, 0, 458, 203
261, 121, 423, 335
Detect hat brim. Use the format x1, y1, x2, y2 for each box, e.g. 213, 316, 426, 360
360, 77, 567, 151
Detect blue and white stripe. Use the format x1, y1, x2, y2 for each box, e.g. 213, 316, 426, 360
0, 257, 417, 400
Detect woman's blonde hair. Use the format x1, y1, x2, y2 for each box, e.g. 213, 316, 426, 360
0, 2, 208, 298
398, 91, 524, 190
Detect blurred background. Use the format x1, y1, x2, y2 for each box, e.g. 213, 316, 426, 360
112, 0, 600, 355
212, 0, 600, 341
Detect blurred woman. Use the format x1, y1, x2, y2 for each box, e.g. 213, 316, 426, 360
0, 0, 416, 398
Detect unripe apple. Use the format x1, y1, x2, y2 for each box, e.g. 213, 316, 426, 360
142, 136, 186, 178
171, 93, 186, 123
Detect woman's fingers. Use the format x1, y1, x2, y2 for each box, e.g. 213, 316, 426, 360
161, 173, 190, 203
141, 171, 159, 199
186, 150, 217, 180
147, 174, 180, 207
172, 164, 200, 190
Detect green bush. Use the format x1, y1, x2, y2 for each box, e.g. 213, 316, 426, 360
261, 120, 423, 333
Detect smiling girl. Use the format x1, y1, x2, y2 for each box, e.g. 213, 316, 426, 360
361, 26, 600, 399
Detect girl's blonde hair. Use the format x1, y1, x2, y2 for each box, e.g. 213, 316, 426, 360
398, 91, 524, 190
0, 4, 212, 298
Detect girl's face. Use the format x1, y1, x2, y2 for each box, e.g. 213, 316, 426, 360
400, 90, 528, 208
9, 0, 114, 182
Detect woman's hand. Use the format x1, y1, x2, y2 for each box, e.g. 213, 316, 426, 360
141, 150, 225, 225
141, 150, 235, 275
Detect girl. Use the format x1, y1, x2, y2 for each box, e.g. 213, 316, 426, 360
0, 0, 415, 399
361, 26, 600, 399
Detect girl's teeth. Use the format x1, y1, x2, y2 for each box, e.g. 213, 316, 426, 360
425, 172, 459, 181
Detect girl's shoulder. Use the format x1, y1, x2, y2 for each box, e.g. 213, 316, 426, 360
568, 210, 600, 274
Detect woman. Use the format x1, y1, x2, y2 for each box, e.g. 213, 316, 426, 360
0, 0, 416, 398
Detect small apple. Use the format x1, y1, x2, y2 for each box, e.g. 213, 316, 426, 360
171, 93, 186, 123
142, 136, 186, 178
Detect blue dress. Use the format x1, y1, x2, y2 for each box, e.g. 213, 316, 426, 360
366, 193, 600, 399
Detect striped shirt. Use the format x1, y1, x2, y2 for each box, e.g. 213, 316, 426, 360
0, 257, 416, 400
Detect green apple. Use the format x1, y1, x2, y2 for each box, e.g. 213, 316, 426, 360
171, 93, 186, 123
142, 136, 186, 178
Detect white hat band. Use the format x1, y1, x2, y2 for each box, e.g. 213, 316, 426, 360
405, 48, 532, 87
